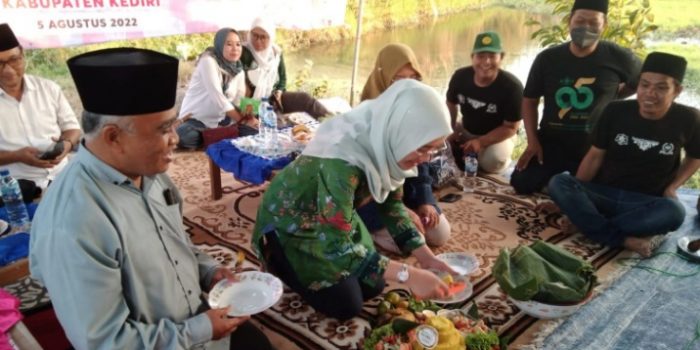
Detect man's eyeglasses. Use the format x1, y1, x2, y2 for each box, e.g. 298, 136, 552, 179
415, 141, 448, 158
250, 32, 269, 41
0, 55, 23, 71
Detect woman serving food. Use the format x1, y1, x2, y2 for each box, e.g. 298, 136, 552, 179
252, 80, 454, 320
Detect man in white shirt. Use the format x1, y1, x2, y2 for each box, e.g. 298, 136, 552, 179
0, 23, 81, 201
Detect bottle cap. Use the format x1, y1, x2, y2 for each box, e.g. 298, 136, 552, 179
0, 169, 9, 176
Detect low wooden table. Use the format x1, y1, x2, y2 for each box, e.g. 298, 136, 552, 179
0, 258, 29, 286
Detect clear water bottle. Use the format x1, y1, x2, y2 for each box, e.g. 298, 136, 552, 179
263, 106, 278, 147
462, 152, 478, 193
0, 169, 30, 234
258, 97, 270, 140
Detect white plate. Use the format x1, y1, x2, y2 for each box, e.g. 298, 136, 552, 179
430, 274, 473, 304
436, 252, 480, 276
208, 271, 283, 316
287, 112, 317, 125
508, 296, 588, 319
677, 236, 700, 261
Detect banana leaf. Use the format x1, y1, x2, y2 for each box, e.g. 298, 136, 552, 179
492, 240, 597, 304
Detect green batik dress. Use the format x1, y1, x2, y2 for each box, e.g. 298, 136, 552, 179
252, 156, 425, 291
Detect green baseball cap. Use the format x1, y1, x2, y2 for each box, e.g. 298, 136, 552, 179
472, 31, 502, 54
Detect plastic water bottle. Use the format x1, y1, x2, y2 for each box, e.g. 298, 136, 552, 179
263, 106, 278, 147
462, 153, 478, 193
258, 97, 270, 140
0, 169, 30, 234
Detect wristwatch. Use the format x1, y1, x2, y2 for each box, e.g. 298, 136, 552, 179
397, 263, 409, 283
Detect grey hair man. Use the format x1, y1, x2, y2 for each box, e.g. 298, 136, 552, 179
29, 48, 273, 350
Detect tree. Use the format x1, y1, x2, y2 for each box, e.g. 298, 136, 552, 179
526, 0, 658, 57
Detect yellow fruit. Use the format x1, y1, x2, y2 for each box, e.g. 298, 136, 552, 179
441, 274, 454, 285
377, 300, 391, 315
385, 291, 401, 306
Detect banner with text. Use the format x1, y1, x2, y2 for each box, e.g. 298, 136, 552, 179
0, 0, 347, 49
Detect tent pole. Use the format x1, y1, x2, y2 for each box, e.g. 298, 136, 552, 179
349, 0, 364, 107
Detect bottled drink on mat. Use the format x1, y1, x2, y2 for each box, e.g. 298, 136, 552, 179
258, 97, 270, 140
0, 169, 30, 234
462, 153, 478, 193
264, 106, 278, 148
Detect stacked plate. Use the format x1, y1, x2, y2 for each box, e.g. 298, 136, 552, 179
208, 271, 283, 316
508, 295, 591, 319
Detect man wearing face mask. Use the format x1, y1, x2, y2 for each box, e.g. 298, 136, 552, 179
511, 0, 641, 195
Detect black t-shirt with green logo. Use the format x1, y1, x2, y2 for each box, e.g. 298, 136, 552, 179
524, 41, 641, 161
446, 67, 523, 135
592, 100, 700, 196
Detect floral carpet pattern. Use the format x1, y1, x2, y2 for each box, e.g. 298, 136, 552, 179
170, 151, 626, 350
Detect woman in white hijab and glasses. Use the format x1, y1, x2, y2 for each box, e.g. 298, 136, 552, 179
241, 17, 331, 118
252, 79, 454, 320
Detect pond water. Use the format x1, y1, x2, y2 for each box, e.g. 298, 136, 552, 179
285, 7, 699, 109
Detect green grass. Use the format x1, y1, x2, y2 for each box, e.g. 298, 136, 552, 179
649, 0, 700, 34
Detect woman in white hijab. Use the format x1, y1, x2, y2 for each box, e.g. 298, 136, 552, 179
252, 80, 454, 320
241, 17, 330, 118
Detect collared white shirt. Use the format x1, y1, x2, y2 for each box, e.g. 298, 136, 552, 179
0, 74, 80, 188
178, 55, 246, 128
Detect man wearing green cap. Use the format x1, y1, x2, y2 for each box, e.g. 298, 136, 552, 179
547, 52, 700, 257
511, 0, 642, 194
29, 48, 272, 349
446, 31, 523, 174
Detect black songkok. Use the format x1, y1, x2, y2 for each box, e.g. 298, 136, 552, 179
572, 0, 609, 14
67, 48, 178, 115
641, 51, 687, 83
0, 23, 20, 51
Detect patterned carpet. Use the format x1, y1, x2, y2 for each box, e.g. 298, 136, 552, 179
170, 151, 630, 350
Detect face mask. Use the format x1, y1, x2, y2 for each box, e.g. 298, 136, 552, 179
570, 27, 601, 48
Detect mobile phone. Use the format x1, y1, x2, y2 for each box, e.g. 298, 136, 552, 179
39, 142, 65, 160
439, 193, 462, 203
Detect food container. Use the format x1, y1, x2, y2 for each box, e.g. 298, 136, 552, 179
677, 236, 700, 262
508, 293, 592, 319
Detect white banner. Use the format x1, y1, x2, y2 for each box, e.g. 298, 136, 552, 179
0, 0, 347, 49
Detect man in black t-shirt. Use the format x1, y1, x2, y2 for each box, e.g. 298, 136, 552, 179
446, 31, 523, 174
548, 52, 700, 258
510, 0, 641, 194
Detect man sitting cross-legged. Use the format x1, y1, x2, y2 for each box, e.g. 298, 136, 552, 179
547, 52, 700, 257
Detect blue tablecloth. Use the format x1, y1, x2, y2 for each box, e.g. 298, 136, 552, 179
206, 140, 294, 185
0, 203, 36, 266
0, 233, 29, 266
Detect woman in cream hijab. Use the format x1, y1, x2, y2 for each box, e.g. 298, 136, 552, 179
358, 42, 452, 253
241, 17, 330, 118
253, 80, 453, 320
361, 43, 422, 100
